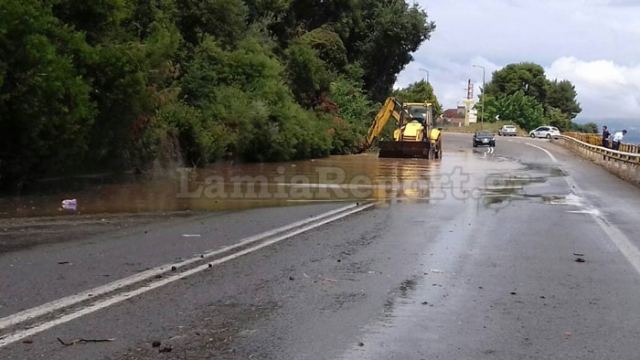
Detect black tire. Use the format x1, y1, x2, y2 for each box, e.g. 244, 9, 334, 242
530, 133, 536, 138
546, 134, 551, 139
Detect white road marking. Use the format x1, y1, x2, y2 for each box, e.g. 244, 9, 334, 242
568, 209, 602, 215
0, 203, 359, 332
525, 142, 640, 275
0, 203, 374, 348
525, 142, 558, 163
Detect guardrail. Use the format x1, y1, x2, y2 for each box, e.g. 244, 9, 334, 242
554, 134, 640, 165
564, 132, 640, 154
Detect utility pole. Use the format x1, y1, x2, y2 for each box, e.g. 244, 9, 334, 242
419, 68, 430, 84
472, 65, 486, 130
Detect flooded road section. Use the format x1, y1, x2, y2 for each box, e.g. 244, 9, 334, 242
0, 148, 545, 219
5, 134, 633, 360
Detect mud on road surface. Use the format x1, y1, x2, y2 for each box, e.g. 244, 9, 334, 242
0, 212, 197, 253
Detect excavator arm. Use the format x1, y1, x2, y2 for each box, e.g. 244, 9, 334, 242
362, 97, 405, 150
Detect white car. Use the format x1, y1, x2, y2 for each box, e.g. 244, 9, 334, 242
529, 126, 561, 139
498, 125, 517, 136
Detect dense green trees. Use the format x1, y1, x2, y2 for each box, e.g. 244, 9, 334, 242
0, 0, 95, 187
483, 91, 545, 130
479, 63, 582, 131
0, 0, 435, 189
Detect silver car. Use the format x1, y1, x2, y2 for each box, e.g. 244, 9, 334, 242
498, 125, 517, 136
529, 126, 560, 139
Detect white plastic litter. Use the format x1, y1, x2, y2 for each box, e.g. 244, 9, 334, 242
61, 199, 78, 211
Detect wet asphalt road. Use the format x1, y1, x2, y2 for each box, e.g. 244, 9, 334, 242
2, 133, 640, 359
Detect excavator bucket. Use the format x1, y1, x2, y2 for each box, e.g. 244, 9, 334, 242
378, 141, 431, 158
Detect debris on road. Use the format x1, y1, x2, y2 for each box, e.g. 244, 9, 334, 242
57, 337, 115, 346
182, 234, 201, 238
575, 258, 586, 263
61, 199, 78, 211
159, 346, 173, 353
57, 261, 71, 265
319, 276, 338, 284
430, 269, 444, 274
152, 341, 161, 348
573, 253, 585, 257
510, 292, 517, 295
22, 339, 33, 344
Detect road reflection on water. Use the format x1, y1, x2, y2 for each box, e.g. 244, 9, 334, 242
0, 149, 535, 218
1, 153, 441, 218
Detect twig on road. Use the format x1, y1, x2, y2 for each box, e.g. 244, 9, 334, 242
56, 337, 115, 346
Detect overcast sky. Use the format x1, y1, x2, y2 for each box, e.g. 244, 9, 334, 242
395, 0, 640, 122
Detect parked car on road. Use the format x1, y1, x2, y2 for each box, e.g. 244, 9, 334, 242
498, 124, 517, 136
529, 126, 560, 139
473, 131, 496, 147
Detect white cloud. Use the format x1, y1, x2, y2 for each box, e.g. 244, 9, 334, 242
395, 56, 500, 109
547, 57, 640, 119
396, 0, 640, 122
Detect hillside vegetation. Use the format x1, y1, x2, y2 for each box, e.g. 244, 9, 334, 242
0, 0, 435, 190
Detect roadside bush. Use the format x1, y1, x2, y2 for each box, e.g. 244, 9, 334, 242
182, 35, 333, 162
156, 101, 227, 166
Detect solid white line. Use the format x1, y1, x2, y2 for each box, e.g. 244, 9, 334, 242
525, 142, 558, 163
0, 203, 358, 331
526, 142, 640, 275
0, 203, 374, 348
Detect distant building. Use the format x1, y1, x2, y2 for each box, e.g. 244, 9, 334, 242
442, 108, 465, 127
442, 103, 477, 127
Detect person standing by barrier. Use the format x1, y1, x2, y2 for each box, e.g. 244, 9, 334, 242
612, 129, 627, 150
602, 125, 610, 148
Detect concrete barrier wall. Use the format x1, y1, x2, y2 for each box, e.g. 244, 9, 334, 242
553, 136, 640, 187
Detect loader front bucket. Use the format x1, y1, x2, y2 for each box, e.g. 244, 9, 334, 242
378, 141, 431, 159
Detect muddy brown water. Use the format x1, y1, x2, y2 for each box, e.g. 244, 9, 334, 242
0, 148, 559, 219
0, 153, 447, 218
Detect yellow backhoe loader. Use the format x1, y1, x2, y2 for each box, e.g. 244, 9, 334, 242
362, 97, 442, 159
